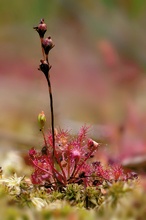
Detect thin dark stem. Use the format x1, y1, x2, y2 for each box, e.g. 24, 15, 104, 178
45, 73, 67, 182
46, 75, 55, 157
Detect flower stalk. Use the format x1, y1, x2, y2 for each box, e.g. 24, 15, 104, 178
34, 19, 55, 158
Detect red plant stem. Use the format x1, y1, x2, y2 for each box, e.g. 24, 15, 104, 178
54, 151, 67, 184
41, 128, 48, 147
31, 160, 53, 177
45, 154, 67, 184
31, 158, 65, 185
68, 163, 77, 182
67, 157, 71, 179
47, 157, 66, 185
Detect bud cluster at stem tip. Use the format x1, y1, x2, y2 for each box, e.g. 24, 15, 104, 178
33, 18, 55, 67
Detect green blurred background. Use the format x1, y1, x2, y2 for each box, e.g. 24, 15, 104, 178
1, 0, 146, 159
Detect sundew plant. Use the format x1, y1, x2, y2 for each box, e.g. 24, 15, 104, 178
29, 19, 137, 201
0, 19, 139, 215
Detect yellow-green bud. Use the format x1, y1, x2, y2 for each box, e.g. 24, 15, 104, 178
38, 111, 46, 129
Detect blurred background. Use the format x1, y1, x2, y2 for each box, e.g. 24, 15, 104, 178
1, 0, 146, 163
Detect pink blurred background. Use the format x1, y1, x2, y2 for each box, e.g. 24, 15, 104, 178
1, 1, 146, 162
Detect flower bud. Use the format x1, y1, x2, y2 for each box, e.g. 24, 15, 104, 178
33, 18, 47, 38
41, 146, 48, 155
88, 139, 99, 149
29, 148, 37, 159
38, 59, 51, 77
42, 36, 55, 55
38, 111, 46, 129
